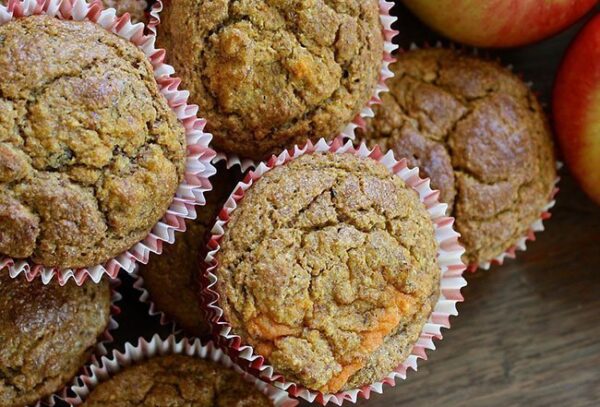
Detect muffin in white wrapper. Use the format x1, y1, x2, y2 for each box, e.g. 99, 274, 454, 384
202, 138, 467, 405
66, 334, 298, 407
0, 0, 216, 286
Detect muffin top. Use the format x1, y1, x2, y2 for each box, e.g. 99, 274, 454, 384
102, 0, 148, 23
140, 165, 242, 337
157, 0, 383, 160
0, 274, 111, 407
82, 354, 273, 406
0, 16, 186, 269
360, 48, 556, 265
215, 152, 440, 393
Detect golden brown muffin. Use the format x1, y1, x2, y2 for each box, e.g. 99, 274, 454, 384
82, 354, 273, 406
214, 152, 440, 393
0, 274, 111, 407
0, 16, 186, 269
102, 0, 148, 23
360, 48, 557, 265
157, 0, 384, 160
139, 165, 242, 337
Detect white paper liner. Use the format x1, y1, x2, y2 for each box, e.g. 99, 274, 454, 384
66, 334, 298, 407
131, 264, 179, 332
202, 138, 467, 405
147, 0, 160, 34
149, 0, 398, 171
0, 0, 216, 286
375, 42, 561, 272
30, 279, 122, 407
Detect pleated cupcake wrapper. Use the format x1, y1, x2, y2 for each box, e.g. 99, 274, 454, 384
146, 0, 160, 34
0, 0, 216, 286
101, 0, 149, 26
31, 279, 122, 407
148, 0, 398, 171
380, 42, 560, 271
201, 138, 467, 405
65, 334, 299, 407
131, 264, 179, 332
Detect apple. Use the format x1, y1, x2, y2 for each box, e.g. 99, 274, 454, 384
402, 0, 598, 47
554, 13, 600, 205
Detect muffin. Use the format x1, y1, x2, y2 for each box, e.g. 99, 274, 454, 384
0, 16, 186, 269
81, 354, 273, 406
0, 274, 111, 407
103, 0, 148, 23
360, 48, 557, 265
157, 0, 384, 160
138, 164, 242, 336
213, 152, 441, 393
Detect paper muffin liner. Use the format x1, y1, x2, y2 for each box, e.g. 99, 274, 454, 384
32, 279, 122, 407
0, 0, 216, 286
149, 0, 398, 171
373, 42, 561, 272
146, 0, 160, 34
131, 264, 179, 332
202, 138, 467, 405
65, 334, 298, 407
101, 0, 150, 27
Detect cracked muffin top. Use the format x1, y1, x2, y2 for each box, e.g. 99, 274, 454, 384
0, 16, 186, 269
0, 274, 111, 407
82, 354, 273, 406
214, 152, 440, 393
359, 48, 556, 265
157, 0, 384, 160
102, 0, 148, 23
139, 164, 242, 337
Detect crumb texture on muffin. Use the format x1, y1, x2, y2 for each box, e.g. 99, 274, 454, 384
361, 49, 557, 264
0, 16, 186, 269
82, 355, 272, 406
140, 165, 242, 336
216, 153, 440, 392
157, 0, 384, 160
0, 274, 111, 407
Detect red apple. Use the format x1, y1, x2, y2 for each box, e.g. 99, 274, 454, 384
554, 13, 600, 205
403, 0, 598, 47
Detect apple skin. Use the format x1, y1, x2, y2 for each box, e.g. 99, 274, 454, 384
553, 13, 600, 205
403, 0, 598, 47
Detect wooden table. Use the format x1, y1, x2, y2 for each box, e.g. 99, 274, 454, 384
99, 3, 600, 407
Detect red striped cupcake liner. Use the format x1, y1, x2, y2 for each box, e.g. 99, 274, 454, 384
66, 334, 298, 407
147, 0, 160, 33
131, 264, 179, 332
202, 138, 467, 405
0, 0, 216, 286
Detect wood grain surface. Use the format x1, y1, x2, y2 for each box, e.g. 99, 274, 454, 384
67, 3, 600, 407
